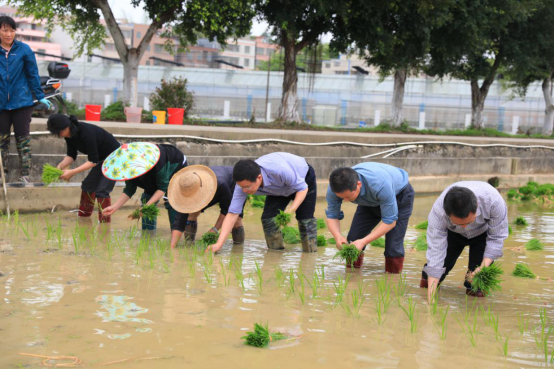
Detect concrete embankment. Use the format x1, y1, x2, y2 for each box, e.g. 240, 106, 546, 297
2, 119, 554, 212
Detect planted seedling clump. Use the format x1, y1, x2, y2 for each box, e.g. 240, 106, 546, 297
317, 235, 327, 246
241, 323, 287, 348
42, 164, 63, 185
371, 237, 385, 248
317, 219, 326, 229
415, 220, 428, 230
514, 216, 528, 226
275, 210, 292, 228
414, 232, 428, 251
469, 263, 503, 295
512, 263, 537, 279
129, 204, 160, 221
525, 238, 544, 251
334, 244, 361, 268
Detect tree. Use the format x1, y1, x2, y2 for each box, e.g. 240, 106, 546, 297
258, 0, 337, 122
425, 0, 536, 129
502, 0, 554, 135
10, 0, 256, 107
256, 43, 338, 72
331, 0, 451, 126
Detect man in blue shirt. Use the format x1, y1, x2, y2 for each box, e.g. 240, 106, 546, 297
207, 152, 317, 253
325, 162, 414, 273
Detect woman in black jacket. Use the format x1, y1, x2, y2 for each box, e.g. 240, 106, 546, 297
47, 114, 120, 222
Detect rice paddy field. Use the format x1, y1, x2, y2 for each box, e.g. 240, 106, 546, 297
0, 194, 553, 368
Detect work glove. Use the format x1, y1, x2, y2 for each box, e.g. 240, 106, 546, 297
39, 98, 52, 110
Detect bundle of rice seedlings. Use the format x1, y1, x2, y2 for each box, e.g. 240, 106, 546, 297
415, 220, 428, 230
508, 225, 513, 235
317, 235, 327, 246
200, 232, 218, 246
317, 218, 326, 229
42, 163, 63, 185
282, 226, 301, 244
514, 216, 528, 226
241, 323, 287, 348
414, 232, 428, 251
334, 244, 361, 268
128, 204, 160, 221
371, 237, 385, 248
248, 195, 266, 208
512, 263, 537, 279
328, 237, 336, 245
507, 189, 519, 200
469, 263, 503, 294
275, 210, 292, 228
525, 238, 544, 251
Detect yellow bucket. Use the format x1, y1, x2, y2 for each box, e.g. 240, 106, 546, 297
152, 110, 166, 124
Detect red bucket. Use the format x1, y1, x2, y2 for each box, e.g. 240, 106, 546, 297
167, 108, 185, 125
85, 105, 102, 121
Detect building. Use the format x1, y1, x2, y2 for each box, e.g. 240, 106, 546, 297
321, 54, 379, 76
0, 6, 63, 61
253, 36, 278, 68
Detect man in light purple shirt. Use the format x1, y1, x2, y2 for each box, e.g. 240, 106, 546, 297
207, 152, 318, 253
420, 181, 508, 301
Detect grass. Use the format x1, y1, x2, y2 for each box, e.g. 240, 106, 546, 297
41, 164, 63, 185
371, 237, 385, 248
333, 244, 361, 268
525, 238, 544, 251
129, 204, 160, 221
514, 216, 528, 226
282, 226, 301, 244
512, 263, 537, 278
241, 323, 287, 348
469, 263, 503, 295
415, 220, 428, 230
275, 210, 292, 228
413, 232, 428, 251
317, 235, 327, 246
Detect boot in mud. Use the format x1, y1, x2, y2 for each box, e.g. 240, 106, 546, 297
261, 217, 284, 250
184, 220, 198, 243
346, 252, 365, 268
15, 135, 31, 178
97, 197, 111, 223
298, 218, 318, 253
232, 226, 245, 244
385, 257, 405, 274
78, 191, 96, 218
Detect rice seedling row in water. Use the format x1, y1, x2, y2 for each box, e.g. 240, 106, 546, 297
274, 266, 285, 288
525, 238, 544, 251
333, 274, 350, 306
518, 313, 529, 335
455, 309, 480, 347
241, 323, 287, 348
400, 296, 418, 333
514, 216, 528, 226
333, 244, 360, 268
513, 263, 537, 278
317, 235, 327, 246
414, 220, 428, 230
498, 335, 509, 356
297, 271, 306, 304
433, 306, 449, 340
275, 210, 292, 228
42, 163, 63, 185
371, 237, 385, 248
413, 232, 428, 251
254, 261, 264, 294
535, 308, 553, 363
469, 263, 503, 295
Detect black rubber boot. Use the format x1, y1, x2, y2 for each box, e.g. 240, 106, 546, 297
261, 217, 284, 250
184, 220, 198, 243
298, 218, 318, 253
232, 226, 245, 244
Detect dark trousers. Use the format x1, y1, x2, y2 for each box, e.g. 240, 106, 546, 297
81, 162, 116, 198
347, 183, 414, 258
261, 165, 317, 220
0, 106, 33, 175
421, 230, 487, 288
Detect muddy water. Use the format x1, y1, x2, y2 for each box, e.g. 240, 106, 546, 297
1, 195, 553, 368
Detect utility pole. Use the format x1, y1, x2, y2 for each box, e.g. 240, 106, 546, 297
264, 56, 271, 123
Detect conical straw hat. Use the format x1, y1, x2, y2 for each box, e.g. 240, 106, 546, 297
167, 165, 217, 213
102, 142, 160, 181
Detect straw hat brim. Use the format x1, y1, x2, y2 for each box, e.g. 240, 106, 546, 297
167, 165, 218, 214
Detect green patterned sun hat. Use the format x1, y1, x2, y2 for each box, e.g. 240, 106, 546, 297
102, 142, 160, 181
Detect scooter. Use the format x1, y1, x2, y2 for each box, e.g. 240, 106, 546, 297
33, 61, 71, 118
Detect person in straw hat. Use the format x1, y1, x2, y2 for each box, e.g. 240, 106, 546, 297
101, 142, 187, 230
206, 152, 318, 254
168, 165, 245, 248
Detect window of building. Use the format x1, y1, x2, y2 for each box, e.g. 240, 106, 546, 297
256, 47, 265, 55
147, 45, 151, 52
154, 44, 166, 53
266, 48, 274, 56
145, 60, 150, 66
325, 63, 331, 68
197, 53, 202, 61
136, 31, 141, 39
244, 58, 250, 67
244, 46, 250, 54
226, 44, 240, 52
187, 53, 193, 61
334, 61, 340, 67
106, 43, 115, 51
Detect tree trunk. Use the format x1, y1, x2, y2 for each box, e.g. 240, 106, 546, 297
123, 50, 140, 108
277, 33, 300, 123
541, 74, 554, 136
470, 78, 487, 129
391, 68, 407, 126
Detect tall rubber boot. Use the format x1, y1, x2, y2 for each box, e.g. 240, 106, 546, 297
141, 193, 157, 230
385, 257, 405, 274
232, 226, 245, 244
184, 220, 198, 242
79, 191, 96, 217
346, 252, 365, 268
298, 218, 318, 253
0, 133, 9, 176
97, 197, 111, 223
15, 135, 31, 179
261, 217, 284, 250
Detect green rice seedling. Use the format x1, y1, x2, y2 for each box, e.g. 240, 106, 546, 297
400, 296, 418, 333
535, 308, 553, 363
275, 210, 292, 228
297, 272, 306, 304
42, 163, 63, 185
469, 263, 503, 295
349, 285, 367, 319
333, 244, 361, 268
317, 235, 327, 246
525, 238, 544, 251
254, 261, 264, 294
317, 265, 325, 281
371, 237, 385, 248
333, 274, 350, 305
317, 218, 326, 229
498, 335, 509, 356
455, 309, 479, 347
274, 266, 285, 288
517, 313, 528, 335
282, 226, 301, 244
507, 189, 519, 200
434, 306, 449, 340
415, 220, 428, 230
514, 216, 528, 226
241, 323, 287, 348
287, 268, 296, 294
247, 195, 266, 208
19, 220, 30, 239
375, 276, 393, 313
219, 259, 231, 286
129, 204, 160, 221
513, 263, 537, 278
414, 232, 428, 251
508, 225, 513, 235
328, 237, 336, 245
199, 232, 219, 246
394, 273, 410, 302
